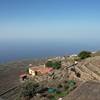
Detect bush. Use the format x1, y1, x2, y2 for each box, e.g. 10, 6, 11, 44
25, 67, 29, 74
57, 84, 63, 88
78, 51, 91, 59
46, 61, 53, 67
20, 81, 39, 98
67, 80, 76, 87
76, 72, 81, 78
45, 61, 61, 69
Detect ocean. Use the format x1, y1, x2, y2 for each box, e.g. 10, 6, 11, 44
0, 39, 99, 63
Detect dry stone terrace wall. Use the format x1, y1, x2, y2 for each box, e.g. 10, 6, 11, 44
73, 56, 100, 81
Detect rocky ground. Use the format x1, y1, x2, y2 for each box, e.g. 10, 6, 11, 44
64, 81, 100, 100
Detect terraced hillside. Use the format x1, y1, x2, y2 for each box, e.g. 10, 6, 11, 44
75, 56, 100, 81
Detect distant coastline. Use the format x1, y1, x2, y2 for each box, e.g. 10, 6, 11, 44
0, 50, 99, 64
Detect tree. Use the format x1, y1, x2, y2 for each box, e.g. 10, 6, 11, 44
78, 51, 91, 59
20, 81, 39, 98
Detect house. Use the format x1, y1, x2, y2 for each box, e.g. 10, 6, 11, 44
29, 65, 53, 76
70, 54, 77, 58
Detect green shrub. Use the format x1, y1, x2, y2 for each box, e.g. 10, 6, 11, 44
55, 91, 67, 97
25, 67, 29, 73
45, 61, 53, 67
45, 61, 61, 69
67, 80, 76, 86
78, 51, 91, 59
67, 80, 76, 92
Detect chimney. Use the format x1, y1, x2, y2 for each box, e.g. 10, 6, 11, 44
44, 64, 46, 68
29, 64, 32, 67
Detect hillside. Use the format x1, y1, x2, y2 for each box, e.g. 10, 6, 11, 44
64, 81, 100, 100
63, 55, 100, 100
1, 55, 100, 100
73, 56, 100, 81
0, 59, 46, 100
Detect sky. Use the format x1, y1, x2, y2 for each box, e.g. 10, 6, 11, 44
0, 0, 100, 42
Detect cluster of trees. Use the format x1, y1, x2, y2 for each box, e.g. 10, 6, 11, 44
78, 51, 91, 60
45, 60, 61, 69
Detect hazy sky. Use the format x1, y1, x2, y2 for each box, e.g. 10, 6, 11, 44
0, 0, 100, 41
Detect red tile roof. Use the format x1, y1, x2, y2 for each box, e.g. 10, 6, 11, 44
20, 74, 27, 78
29, 66, 53, 74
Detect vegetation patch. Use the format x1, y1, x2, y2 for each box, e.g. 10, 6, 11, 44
19, 80, 39, 99
47, 80, 76, 100
45, 61, 61, 69
78, 51, 91, 59
18, 80, 76, 100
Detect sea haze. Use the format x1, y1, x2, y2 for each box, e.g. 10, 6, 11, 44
0, 39, 99, 63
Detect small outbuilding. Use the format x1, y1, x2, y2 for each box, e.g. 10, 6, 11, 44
20, 74, 27, 81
